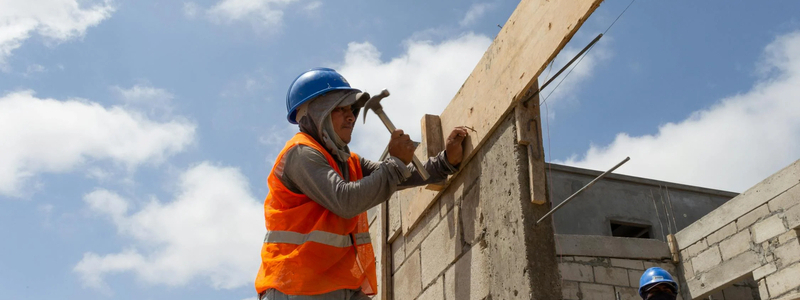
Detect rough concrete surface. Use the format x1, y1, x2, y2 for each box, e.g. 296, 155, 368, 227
676, 160, 800, 248
548, 164, 736, 243
556, 234, 672, 260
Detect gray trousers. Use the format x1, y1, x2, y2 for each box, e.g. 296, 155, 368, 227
259, 289, 371, 300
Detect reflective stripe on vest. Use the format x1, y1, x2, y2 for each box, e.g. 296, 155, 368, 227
263, 230, 371, 247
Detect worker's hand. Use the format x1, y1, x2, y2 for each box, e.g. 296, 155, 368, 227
445, 126, 469, 166
388, 129, 415, 165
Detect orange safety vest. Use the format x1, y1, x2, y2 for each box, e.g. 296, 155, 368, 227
255, 132, 378, 296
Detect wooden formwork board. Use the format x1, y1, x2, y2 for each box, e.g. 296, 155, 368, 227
401, 0, 603, 235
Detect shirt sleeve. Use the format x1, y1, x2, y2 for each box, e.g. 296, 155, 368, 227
279, 145, 411, 219
397, 150, 459, 189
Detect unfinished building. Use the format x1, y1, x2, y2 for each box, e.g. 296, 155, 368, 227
365, 0, 800, 299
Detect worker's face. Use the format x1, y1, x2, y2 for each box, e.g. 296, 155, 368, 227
645, 284, 676, 300
330, 105, 355, 144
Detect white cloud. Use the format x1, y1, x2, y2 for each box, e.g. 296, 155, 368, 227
75, 163, 264, 290
0, 0, 114, 68
194, 0, 298, 29
559, 31, 800, 192
112, 84, 174, 105
303, 1, 321, 12
335, 33, 493, 160
259, 123, 297, 166
24, 63, 47, 77
183, 2, 201, 19
0, 90, 195, 196
537, 36, 612, 107
460, 3, 494, 27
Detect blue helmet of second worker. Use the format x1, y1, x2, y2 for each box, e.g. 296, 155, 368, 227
285, 68, 370, 162
639, 267, 679, 300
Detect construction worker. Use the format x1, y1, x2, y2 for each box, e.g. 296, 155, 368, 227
254, 68, 468, 300
639, 267, 680, 300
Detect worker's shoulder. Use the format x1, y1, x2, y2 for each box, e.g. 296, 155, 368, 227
287, 143, 326, 158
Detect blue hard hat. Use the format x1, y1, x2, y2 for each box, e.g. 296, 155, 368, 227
285, 68, 361, 124
638, 267, 678, 298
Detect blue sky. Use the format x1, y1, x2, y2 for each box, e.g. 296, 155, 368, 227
1, 0, 799, 299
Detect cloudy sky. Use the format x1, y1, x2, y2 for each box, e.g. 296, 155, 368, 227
2, 0, 799, 299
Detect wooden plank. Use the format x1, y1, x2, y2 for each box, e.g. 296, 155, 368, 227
422, 114, 446, 191
515, 83, 547, 205
667, 234, 680, 263
400, 0, 603, 235
379, 202, 392, 300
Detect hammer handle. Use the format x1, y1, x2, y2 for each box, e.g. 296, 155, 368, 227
376, 110, 431, 181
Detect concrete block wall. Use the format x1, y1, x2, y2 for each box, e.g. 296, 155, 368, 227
675, 160, 800, 300
556, 235, 758, 300
368, 114, 561, 300
548, 165, 737, 243
558, 255, 680, 300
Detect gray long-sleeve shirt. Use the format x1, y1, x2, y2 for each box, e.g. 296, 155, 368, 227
276, 145, 457, 219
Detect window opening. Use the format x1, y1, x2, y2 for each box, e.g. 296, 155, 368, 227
610, 221, 651, 239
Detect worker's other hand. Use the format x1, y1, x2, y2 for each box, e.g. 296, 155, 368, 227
445, 126, 469, 166
388, 129, 415, 165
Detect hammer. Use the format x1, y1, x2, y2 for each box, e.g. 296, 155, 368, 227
363, 89, 430, 180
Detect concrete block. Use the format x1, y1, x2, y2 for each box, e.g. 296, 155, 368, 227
738, 205, 772, 233
594, 266, 630, 286
682, 258, 695, 279
708, 222, 738, 245
769, 183, 800, 212
753, 263, 778, 280
692, 246, 722, 274
392, 237, 405, 274
611, 258, 645, 270
759, 279, 770, 299
720, 229, 753, 261
708, 290, 725, 300
389, 194, 402, 242
368, 205, 378, 226
615, 286, 639, 300
766, 262, 800, 297
773, 238, 800, 265
459, 184, 483, 245
676, 160, 800, 248
417, 276, 444, 300
785, 200, 800, 230
560, 262, 594, 282
405, 205, 442, 253
393, 249, 422, 300
686, 251, 761, 299
685, 239, 710, 259
722, 285, 757, 300
580, 283, 615, 300
445, 246, 490, 300
444, 265, 455, 300
575, 256, 607, 264
628, 269, 642, 288
778, 229, 799, 245
753, 214, 788, 243
420, 208, 462, 286
556, 235, 672, 260
774, 292, 800, 300
563, 281, 581, 300
643, 261, 677, 274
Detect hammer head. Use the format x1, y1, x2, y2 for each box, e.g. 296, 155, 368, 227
362, 89, 391, 123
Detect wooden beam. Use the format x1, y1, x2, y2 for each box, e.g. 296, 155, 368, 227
421, 114, 446, 191
401, 0, 603, 235
515, 83, 547, 205
379, 202, 392, 300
